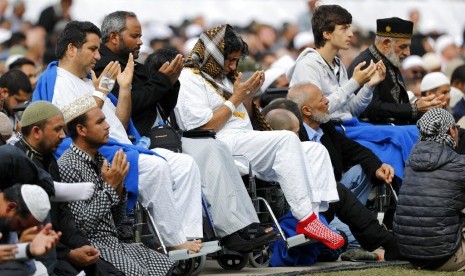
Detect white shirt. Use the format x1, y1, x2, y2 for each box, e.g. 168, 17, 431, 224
53, 67, 132, 144
175, 68, 253, 136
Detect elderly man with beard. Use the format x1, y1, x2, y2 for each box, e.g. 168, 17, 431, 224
348, 17, 443, 124
288, 82, 395, 248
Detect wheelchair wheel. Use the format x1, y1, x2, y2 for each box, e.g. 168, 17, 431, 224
172, 258, 195, 276
190, 255, 206, 276
216, 254, 248, 270
248, 244, 272, 268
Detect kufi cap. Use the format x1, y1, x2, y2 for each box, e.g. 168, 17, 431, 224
5, 54, 23, 69
184, 37, 198, 56
61, 94, 98, 124
185, 24, 203, 39
0, 112, 13, 137
261, 67, 287, 94
21, 101, 62, 127
435, 35, 456, 55
420, 72, 450, 92
21, 184, 50, 222
293, 31, 314, 50
376, 17, 413, 38
402, 55, 425, 71
270, 55, 295, 71
422, 52, 441, 72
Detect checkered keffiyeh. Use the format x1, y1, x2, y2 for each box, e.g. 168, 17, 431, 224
417, 108, 456, 148
184, 24, 273, 131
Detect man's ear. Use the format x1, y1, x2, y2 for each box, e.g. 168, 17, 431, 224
6, 202, 16, 213
76, 124, 87, 137
0, 87, 8, 98
67, 43, 77, 58
302, 105, 313, 117
381, 38, 392, 52
109, 31, 120, 46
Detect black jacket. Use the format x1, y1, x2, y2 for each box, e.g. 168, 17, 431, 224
393, 141, 465, 269
299, 121, 382, 183
348, 46, 415, 124
94, 44, 179, 136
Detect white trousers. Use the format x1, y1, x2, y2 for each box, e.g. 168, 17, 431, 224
218, 129, 338, 220
181, 137, 259, 237
137, 149, 202, 246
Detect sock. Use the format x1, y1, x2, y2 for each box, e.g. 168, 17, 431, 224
296, 212, 345, 250
51, 181, 94, 202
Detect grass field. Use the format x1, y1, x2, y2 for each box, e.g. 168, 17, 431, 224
309, 267, 463, 276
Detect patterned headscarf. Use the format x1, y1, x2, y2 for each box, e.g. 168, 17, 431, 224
185, 24, 272, 130
417, 108, 456, 148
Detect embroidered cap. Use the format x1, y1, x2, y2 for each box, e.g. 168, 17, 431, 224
21, 184, 51, 222
376, 17, 413, 38
61, 94, 98, 124
21, 101, 62, 127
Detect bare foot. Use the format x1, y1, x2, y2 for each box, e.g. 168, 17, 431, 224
168, 239, 202, 254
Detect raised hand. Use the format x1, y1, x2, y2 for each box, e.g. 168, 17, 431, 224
91, 61, 120, 94
352, 60, 376, 86
101, 149, 130, 195
117, 53, 135, 90
158, 54, 184, 85
29, 223, 62, 257
233, 71, 265, 101
367, 60, 387, 87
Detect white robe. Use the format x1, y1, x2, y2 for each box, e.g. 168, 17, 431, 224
53, 67, 202, 246
175, 68, 339, 220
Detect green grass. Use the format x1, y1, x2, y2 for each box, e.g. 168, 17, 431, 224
307, 267, 464, 276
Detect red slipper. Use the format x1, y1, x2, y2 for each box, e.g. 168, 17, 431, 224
296, 212, 344, 249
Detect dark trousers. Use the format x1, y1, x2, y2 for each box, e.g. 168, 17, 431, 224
322, 182, 397, 252
0, 261, 28, 276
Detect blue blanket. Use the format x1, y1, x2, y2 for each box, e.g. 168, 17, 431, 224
341, 118, 419, 179
32, 61, 158, 212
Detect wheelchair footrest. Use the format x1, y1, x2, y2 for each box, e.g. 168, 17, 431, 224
168, 240, 221, 261
286, 234, 315, 248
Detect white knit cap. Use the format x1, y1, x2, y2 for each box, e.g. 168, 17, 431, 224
435, 35, 455, 55
420, 72, 450, 92
0, 112, 13, 138
402, 55, 425, 71
293, 31, 314, 50
261, 67, 286, 93
61, 94, 98, 124
422, 52, 441, 72
21, 184, 50, 222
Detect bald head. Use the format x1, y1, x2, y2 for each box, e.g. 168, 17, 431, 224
288, 83, 329, 127
265, 109, 300, 134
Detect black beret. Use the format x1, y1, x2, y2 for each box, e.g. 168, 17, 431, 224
376, 17, 413, 38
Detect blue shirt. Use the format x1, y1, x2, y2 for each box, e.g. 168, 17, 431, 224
303, 123, 324, 143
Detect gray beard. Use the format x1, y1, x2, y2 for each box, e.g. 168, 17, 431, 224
386, 47, 402, 68
311, 110, 330, 124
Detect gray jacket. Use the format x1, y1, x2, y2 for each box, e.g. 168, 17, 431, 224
288, 48, 373, 120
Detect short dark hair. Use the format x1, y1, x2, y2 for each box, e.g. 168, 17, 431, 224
312, 5, 352, 48
56, 21, 101, 59
224, 25, 249, 59
3, 184, 31, 219
0, 69, 32, 96
66, 113, 88, 140
145, 48, 179, 76
451, 64, 465, 84
8, 57, 35, 71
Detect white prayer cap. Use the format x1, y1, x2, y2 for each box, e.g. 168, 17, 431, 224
270, 55, 295, 71
0, 28, 11, 44
21, 184, 50, 223
420, 72, 450, 92
293, 31, 314, 50
435, 35, 456, 55
260, 67, 286, 94
5, 54, 23, 70
148, 23, 173, 40
402, 55, 425, 71
422, 52, 441, 72
61, 94, 98, 124
184, 37, 198, 56
0, 112, 12, 138
185, 24, 203, 38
